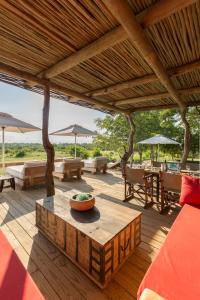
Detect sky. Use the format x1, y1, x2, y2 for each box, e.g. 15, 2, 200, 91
0, 82, 105, 144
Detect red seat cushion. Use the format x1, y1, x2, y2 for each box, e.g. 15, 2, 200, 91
137, 204, 200, 300
179, 175, 200, 207
0, 230, 44, 300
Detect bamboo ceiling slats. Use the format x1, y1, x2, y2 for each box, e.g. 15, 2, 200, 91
0, 0, 199, 113
146, 3, 200, 69
173, 70, 200, 90
127, 0, 156, 14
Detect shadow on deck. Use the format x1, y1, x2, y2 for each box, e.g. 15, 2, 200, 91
0, 171, 180, 300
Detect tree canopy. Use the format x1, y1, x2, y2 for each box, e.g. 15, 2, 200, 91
95, 107, 199, 161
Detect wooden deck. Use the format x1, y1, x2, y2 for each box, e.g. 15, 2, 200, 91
0, 170, 180, 300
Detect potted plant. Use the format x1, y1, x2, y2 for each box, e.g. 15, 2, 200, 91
70, 193, 95, 211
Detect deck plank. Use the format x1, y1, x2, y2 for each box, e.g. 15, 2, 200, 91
0, 170, 179, 299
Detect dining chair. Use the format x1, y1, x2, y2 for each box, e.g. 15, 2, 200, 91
159, 171, 182, 213
124, 166, 154, 208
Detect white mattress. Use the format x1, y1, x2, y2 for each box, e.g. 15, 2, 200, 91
6, 165, 25, 179
54, 162, 64, 173
83, 159, 97, 168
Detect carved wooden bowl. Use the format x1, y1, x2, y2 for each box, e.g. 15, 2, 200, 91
70, 194, 95, 211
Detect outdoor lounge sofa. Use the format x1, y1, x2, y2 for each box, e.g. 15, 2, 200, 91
0, 229, 44, 300
6, 161, 46, 189
54, 158, 84, 181
83, 156, 108, 174
137, 204, 200, 300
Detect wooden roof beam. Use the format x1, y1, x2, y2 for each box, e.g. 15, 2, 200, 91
39, 26, 126, 79
86, 59, 200, 97
141, 0, 197, 28
103, 0, 186, 110
0, 63, 126, 114
132, 102, 200, 112
38, 0, 196, 80
114, 87, 200, 106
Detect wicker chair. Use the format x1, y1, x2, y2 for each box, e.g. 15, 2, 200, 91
159, 171, 182, 213
124, 166, 154, 208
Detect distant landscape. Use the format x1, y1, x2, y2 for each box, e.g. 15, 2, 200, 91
0, 107, 199, 165
0, 141, 198, 165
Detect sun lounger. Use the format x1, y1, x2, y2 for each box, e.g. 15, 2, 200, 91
83, 156, 108, 174
54, 158, 84, 181
6, 161, 46, 189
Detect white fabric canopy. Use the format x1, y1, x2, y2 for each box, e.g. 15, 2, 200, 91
138, 134, 180, 145
0, 112, 40, 171
51, 124, 97, 137
138, 134, 180, 162
0, 112, 40, 133
51, 124, 97, 157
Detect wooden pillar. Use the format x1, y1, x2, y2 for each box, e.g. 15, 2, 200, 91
121, 113, 136, 177
42, 84, 55, 197
180, 108, 191, 169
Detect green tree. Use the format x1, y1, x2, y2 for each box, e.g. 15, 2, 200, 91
94, 108, 199, 162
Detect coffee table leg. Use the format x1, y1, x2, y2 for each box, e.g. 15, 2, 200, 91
0, 180, 4, 192
10, 178, 15, 190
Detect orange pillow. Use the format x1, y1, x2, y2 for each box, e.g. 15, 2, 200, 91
179, 175, 200, 206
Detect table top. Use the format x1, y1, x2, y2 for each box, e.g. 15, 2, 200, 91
0, 175, 14, 180
37, 194, 141, 246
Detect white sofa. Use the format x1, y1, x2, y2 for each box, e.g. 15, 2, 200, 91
83, 156, 108, 174
6, 160, 46, 189
54, 158, 84, 181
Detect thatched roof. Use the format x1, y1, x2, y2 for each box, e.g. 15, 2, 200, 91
0, 0, 199, 114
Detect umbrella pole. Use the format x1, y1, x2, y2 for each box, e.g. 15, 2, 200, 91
158, 144, 160, 162
2, 127, 5, 173
74, 134, 77, 158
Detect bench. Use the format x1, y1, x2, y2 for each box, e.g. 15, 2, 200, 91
137, 204, 200, 299
0, 230, 44, 299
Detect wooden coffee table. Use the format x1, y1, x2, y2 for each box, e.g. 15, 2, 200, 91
36, 194, 141, 288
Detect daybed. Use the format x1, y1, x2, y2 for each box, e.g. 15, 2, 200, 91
6, 161, 46, 189
83, 156, 108, 174
0, 229, 44, 300
137, 204, 200, 300
54, 158, 84, 181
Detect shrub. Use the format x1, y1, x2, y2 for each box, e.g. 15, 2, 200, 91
15, 150, 26, 158
68, 145, 89, 159
92, 148, 102, 157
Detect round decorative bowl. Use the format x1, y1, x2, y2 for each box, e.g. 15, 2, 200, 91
70, 194, 95, 211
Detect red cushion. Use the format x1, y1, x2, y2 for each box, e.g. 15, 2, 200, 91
137, 204, 200, 300
0, 230, 44, 300
179, 175, 200, 206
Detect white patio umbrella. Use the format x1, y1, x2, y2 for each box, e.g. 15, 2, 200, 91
0, 112, 41, 171
138, 134, 180, 161
51, 124, 97, 158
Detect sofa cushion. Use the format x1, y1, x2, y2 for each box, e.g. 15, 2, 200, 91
83, 159, 97, 168
0, 230, 44, 300
6, 165, 25, 179
137, 204, 200, 300
54, 162, 64, 173
63, 158, 81, 163
95, 156, 108, 163
179, 175, 200, 207
24, 160, 46, 168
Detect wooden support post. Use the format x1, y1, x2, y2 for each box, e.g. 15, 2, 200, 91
42, 84, 55, 197
121, 114, 136, 177
180, 108, 191, 169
